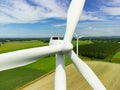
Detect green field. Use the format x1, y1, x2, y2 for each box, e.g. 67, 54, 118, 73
0, 40, 71, 90
113, 52, 120, 58
75, 41, 120, 62
72, 40, 93, 46
112, 51, 120, 63
0, 39, 120, 90
0, 56, 71, 90
0, 40, 92, 54
0, 40, 47, 54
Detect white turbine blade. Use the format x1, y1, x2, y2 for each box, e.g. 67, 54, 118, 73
66, 51, 106, 90
64, 0, 85, 42
0, 45, 63, 71
74, 32, 78, 38
55, 54, 66, 90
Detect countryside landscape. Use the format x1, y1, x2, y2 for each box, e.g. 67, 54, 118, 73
0, 37, 120, 90
0, 0, 120, 90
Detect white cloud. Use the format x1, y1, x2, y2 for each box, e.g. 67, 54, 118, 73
101, 6, 120, 15
79, 0, 120, 21
0, 0, 67, 24
99, 0, 120, 16
0, 0, 119, 24
53, 23, 66, 27
0, 13, 18, 24
80, 28, 120, 37
76, 21, 120, 37
107, 0, 120, 6
80, 11, 105, 21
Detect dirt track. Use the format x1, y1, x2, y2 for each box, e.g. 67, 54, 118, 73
21, 61, 120, 90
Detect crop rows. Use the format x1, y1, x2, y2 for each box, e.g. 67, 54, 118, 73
75, 41, 120, 59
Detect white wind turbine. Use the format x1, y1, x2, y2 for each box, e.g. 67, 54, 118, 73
0, 0, 106, 90
74, 32, 83, 56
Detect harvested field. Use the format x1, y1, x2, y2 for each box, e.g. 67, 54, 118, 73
20, 61, 120, 90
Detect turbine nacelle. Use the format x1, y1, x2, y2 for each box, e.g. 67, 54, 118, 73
49, 36, 73, 53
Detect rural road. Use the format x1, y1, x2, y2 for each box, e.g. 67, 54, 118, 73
21, 61, 120, 90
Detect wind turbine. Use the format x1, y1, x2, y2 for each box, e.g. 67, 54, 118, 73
74, 32, 83, 56
0, 0, 106, 90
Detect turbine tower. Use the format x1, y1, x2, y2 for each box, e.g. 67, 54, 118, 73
0, 0, 106, 90
74, 32, 83, 56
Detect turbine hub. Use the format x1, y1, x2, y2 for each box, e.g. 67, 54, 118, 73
49, 36, 73, 53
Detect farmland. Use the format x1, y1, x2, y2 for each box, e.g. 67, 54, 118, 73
0, 38, 120, 90
0, 40, 48, 54
22, 61, 120, 90
0, 40, 71, 90
74, 40, 120, 62
0, 56, 71, 90
72, 40, 93, 46
112, 51, 120, 63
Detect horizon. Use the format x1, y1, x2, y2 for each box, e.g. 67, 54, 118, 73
1, 36, 120, 39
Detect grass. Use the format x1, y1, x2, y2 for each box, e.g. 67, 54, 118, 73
0, 40, 92, 54
0, 56, 71, 90
0, 40, 71, 90
72, 40, 93, 46
0, 40, 48, 54
0, 67, 45, 90
1, 39, 119, 90
112, 51, 120, 63
113, 51, 120, 58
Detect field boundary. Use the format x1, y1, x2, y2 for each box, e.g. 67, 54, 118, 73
15, 64, 72, 90
14, 70, 55, 90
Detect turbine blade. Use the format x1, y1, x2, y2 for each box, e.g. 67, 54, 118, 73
66, 51, 106, 90
55, 54, 66, 90
0, 45, 63, 71
64, 0, 85, 42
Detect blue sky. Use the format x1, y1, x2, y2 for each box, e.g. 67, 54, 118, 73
0, 0, 120, 38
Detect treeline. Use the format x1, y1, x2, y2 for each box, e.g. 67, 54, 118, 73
74, 41, 120, 59
0, 38, 50, 44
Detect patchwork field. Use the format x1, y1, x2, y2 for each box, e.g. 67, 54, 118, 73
0, 56, 71, 90
21, 61, 120, 90
0, 40, 71, 90
0, 40, 120, 90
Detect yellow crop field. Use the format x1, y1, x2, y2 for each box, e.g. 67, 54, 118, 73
21, 61, 120, 90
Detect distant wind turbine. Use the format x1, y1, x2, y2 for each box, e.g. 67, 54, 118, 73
0, 0, 106, 90
74, 32, 83, 56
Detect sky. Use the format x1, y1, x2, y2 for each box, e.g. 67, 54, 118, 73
0, 0, 120, 38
